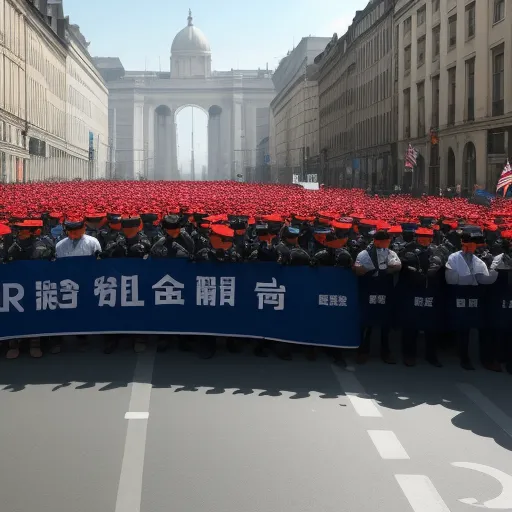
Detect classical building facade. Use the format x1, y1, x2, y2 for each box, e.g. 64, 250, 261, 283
316, 0, 395, 189
95, 11, 275, 181
269, 37, 330, 183
0, 0, 108, 183
395, 0, 512, 194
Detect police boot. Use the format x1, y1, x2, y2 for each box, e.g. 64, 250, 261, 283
253, 340, 268, 357
133, 337, 147, 353
104, 337, 119, 354
29, 338, 43, 359
305, 346, 317, 361
275, 342, 292, 361
226, 337, 242, 354
6, 340, 20, 360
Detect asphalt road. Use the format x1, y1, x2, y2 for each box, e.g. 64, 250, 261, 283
0, 338, 511, 512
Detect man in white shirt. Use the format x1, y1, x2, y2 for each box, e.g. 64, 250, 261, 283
52, 218, 101, 354
56, 218, 101, 259
445, 231, 497, 370
354, 229, 402, 364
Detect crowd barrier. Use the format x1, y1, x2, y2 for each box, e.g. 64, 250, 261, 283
0, 257, 361, 347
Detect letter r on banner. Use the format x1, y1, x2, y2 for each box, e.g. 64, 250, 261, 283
0, 283, 24, 312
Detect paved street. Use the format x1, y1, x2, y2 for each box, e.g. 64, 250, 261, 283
0, 340, 511, 512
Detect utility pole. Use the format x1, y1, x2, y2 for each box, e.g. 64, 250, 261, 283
190, 106, 195, 181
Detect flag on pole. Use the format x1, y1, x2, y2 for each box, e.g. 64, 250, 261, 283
496, 159, 512, 197
405, 144, 418, 169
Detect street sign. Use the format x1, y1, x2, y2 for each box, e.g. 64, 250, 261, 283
264, 154, 270, 164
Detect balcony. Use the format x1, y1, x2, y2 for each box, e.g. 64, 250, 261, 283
492, 99, 504, 117
467, 99, 475, 121
447, 104, 455, 126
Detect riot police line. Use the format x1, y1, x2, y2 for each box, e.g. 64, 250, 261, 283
0, 210, 511, 374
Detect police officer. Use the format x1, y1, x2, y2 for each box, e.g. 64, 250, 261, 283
398, 227, 444, 367
445, 230, 498, 370
99, 213, 126, 258
141, 212, 163, 245
354, 228, 402, 364
6, 219, 54, 359
151, 214, 195, 353
151, 214, 195, 258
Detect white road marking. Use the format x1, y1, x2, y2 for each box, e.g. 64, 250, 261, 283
395, 475, 452, 512
125, 412, 149, 420
452, 462, 512, 509
457, 383, 512, 439
368, 430, 410, 460
331, 364, 382, 417
115, 350, 156, 512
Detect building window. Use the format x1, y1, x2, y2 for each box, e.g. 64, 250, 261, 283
417, 82, 425, 136
466, 58, 475, 121
448, 67, 456, 125
404, 17, 412, 35
488, 130, 506, 154
493, 47, 504, 116
494, 0, 505, 23
432, 75, 440, 127
417, 36, 426, 67
466, 2, 476, 39
404, 45, 411, 73
448, 15, 457, 48
404, 88, 411, 138
432, 25, 440, 59
417, 6, 426, 26
433, 0, 440, 12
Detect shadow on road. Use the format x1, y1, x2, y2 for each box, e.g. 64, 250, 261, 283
0, 333, 510, 453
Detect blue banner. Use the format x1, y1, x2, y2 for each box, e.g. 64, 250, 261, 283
0, 258, 361, 348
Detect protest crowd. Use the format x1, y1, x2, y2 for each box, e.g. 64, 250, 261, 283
0, 180, 511, 374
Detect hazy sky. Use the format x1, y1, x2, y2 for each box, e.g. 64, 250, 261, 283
64, 0, 369, 175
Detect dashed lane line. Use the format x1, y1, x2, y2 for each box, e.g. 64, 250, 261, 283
115, 349, 156, 512
368, 430, 410, 460
395, 475, 452, 512
331, 364, 383, 417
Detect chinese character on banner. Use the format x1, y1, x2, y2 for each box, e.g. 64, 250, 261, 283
120, 276, 145, 307
318, 295, 329, 306
468, 299, 478, 309
59, 279, 79, 309
94, 277, 117, 307
329, 295, 339, 306
255, 278, 286, 311
338, 296, 348, 307
414, 297, 424, 307
219, 277, 236, 306
424, 297, 434, 308
377, 295, 386, 305
35, 281, 58, 311
152, 275, 185, 306
197, 277, 216, 306
456, 299, 466, 308
369, 295, 377, 304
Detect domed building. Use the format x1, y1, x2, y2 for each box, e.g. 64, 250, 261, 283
95, 10, 275, 181
171, 10, 212, 78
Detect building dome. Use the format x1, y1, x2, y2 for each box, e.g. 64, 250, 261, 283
171, 10, 211, 54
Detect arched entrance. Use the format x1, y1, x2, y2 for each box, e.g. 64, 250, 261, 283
447, 147, 456, 188
175, 105, 208, 180
463, 141, 476, 195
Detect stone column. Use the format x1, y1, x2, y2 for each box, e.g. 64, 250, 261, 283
133, 99, 145, 180
145, 105, 155, 180
169, 110, 178, 179
208, 106, 222, 180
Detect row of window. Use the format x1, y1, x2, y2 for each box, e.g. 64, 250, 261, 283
0, 119, 24, 147
0, 0, 25, 59
68, 85, 92, 117
0, 54, 25, 118
402, 44, 505, 139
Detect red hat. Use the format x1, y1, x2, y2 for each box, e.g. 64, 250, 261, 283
331, 220, 352, 230
388, 225, 403, 234
205, 214, 228, 223
416, 227, 434, 237
359, 219, 378, 226
262, 214, 284, 223
317, 211, 338, 220
211, 224, 234, 238
0, 224, 11, 236
377, 221, 391, 231
14, 220, 43, 228
501, 230, 512, 239
49, 211, 63, 220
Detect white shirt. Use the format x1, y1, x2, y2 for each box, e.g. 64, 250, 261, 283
56, 235, 101, 258
445, 251, 497, 286
355, 247, 401, 275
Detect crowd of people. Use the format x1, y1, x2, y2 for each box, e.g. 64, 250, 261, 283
0, 207, 511, 374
